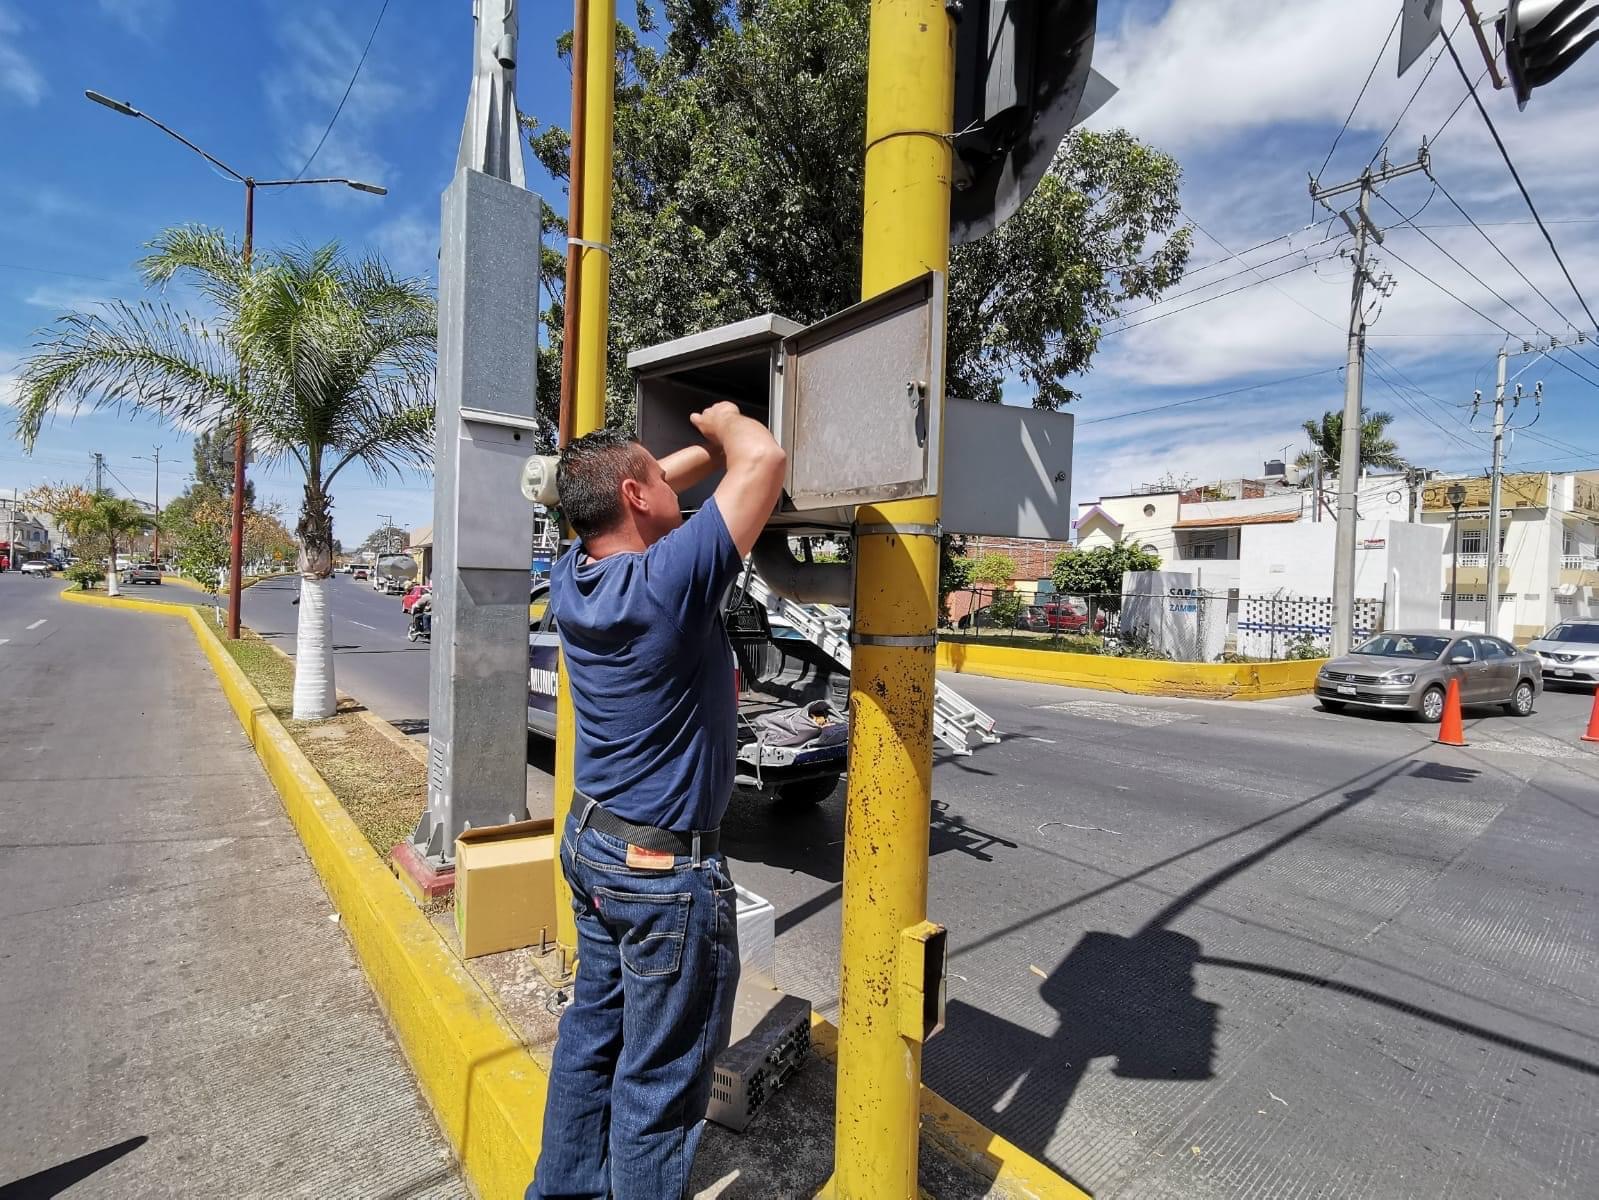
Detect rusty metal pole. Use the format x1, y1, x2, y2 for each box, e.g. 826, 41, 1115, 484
226, 179, 254, 639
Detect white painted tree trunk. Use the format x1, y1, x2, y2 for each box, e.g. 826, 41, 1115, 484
106, 568, 120, 597
291, 574, 338, 720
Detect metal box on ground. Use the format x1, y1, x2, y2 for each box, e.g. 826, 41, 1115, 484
734, 884, 776, 989
707, 982, 812, 1133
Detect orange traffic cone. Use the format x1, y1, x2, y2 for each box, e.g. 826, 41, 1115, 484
1437, 677, 1467, 747
1582, 688, 1599, 744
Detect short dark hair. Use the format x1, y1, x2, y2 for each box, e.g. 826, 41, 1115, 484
557, 428, 654, 540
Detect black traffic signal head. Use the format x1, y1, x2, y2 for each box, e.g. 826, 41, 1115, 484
1500, 0, 1599, 108
951, 0, 1100, 244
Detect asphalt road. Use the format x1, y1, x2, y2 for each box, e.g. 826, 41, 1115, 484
238, 572, 1599, 1197
0, 576, 464, 1197
241, 572, 556, 817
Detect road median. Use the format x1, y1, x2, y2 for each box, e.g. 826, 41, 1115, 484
938, 638, 1323, 699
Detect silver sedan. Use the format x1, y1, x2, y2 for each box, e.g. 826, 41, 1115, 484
1314, 629, 1542, 722
1525, 620, 1599, 687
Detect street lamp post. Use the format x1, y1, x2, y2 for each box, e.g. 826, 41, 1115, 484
84, 89, 386, 638
1448, 482, 1466, 630
134, 445, 161, 561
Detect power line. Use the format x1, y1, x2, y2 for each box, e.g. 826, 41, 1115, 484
1099, 257, 1335, 338
293, 0, 393, 180
1111, 236, 1345, 324
1078, 367, 1344, 426
1377, 190, 1556, 340
1368, 9, 1464, 168
1318, 9, 1400, 180
0, 262, 126, 285
1440, 23, 1599, 335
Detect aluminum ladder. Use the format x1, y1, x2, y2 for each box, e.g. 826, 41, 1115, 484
742, 573, 1000, 756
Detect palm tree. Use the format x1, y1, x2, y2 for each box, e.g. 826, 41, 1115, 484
62, 493, 152, 597
15, 227, 435, 718
1295, 409, 1406, 478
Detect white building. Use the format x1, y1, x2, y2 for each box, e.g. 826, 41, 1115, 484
1419, 471, 1599, 640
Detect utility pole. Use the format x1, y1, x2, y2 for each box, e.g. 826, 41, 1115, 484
1475, 335, 1561, 634
137, 445, 162, 560
1311, 450, 1322, 522
1311, 147, 1428, 654
93, 452, 105, 495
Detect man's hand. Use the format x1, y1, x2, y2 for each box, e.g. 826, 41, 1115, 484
687, 401, 742, 449
695, 402, 786, 557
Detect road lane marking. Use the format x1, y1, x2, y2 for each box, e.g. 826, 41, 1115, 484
1032, 699, 1192, 727
0, 639, 8, 646
349, 620, 378, 631
25, 619, 46, 630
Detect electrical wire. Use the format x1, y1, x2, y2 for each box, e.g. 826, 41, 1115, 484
293, 0, 393, 180
1077, 367, 1344, 426
1366, 11, 1468, 169
1109, 235, 1346, 325
1440, 22, 1599, 335
1317, 9, 1401, 181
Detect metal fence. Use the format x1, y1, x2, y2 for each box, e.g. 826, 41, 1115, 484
946, 586, 1385, 663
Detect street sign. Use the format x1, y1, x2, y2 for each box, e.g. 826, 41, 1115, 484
1398, 0, 1444, 76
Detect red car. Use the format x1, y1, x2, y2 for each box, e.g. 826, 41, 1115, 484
401, 584, 431, 614
1034, 602, 1107, 634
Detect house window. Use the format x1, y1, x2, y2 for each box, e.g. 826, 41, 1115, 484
1141, 543, 1158, 554
1459, 529, 1483, 554
1142, 504, 1157, 518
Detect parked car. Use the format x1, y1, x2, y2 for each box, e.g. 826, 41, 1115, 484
123, 563, 163, 585
401, 584, 431, 614
527, 582, 847, 806
1315, 630, 1541, 722
351, 567, 369, 581
1525, 619, 1599, 687
20, 560, 52, 578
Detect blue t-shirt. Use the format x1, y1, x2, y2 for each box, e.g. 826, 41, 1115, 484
551, 498, 744, 831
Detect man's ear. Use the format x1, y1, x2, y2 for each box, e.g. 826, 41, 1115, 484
618, 475, 648, 513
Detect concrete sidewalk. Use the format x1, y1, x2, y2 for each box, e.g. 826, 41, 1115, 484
0, 579, 465, 1198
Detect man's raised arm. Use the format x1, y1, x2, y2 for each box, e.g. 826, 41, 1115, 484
689, 401, 786, 557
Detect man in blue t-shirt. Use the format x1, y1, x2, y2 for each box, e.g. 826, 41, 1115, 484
530, 402, 786, 1200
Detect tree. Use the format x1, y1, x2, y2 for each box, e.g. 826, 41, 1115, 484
1295, 410, 1406, 478
1051, 543, 1162, 614
971, 553, 1014, 586
359, 522, 409, 557
25, 482, 100, 562
524, 0, 1189, 429
14, 227, 436, 719
60, 493, 151, 596
245, 505, 297, 567
164, 488, 232, 594
190, 424, 256, 505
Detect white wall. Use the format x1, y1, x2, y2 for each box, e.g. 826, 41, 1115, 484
1239, 519, 1445, 616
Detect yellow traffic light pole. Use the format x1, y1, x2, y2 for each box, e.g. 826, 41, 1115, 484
553, 0, 617, 957
832, 2, 956, 1196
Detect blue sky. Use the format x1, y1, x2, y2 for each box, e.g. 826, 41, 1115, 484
1, 0, 1597, 548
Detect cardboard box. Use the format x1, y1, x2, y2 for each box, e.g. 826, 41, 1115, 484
454, 818, 557, 959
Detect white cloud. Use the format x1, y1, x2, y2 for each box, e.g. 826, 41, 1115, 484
0, 3, 44, 106
95, 0, 175, 37
23, 283, 117, 312
373, 211, 439, 280
264, 6, 422, 193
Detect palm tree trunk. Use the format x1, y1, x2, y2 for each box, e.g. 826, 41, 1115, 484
291, 481, 337, 720
106, 534, 120, 597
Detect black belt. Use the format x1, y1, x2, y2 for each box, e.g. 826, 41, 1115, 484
577, 795, 721, 857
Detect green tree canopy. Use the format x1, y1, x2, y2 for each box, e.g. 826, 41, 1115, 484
1051, 543, 1162, 610
525, 0, 1189, 431
971, 552, 1014, 586
1295, 409, 1406, 477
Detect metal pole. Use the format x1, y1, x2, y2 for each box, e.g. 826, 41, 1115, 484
226, 180, 254, 639
1450, 504, 1461, 628
556, 0, 588, 448
833, 2, 953, 1194
1330, 177, 1370, 657
1484, 346, 1507, 636
552, 0, 616, 961
1311, 450, 1322, 522
151, 446, 161, 561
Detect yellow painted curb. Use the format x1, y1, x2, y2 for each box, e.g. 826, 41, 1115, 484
60, 588, 548, 1198
938, 639, 1324, 700
61, 587, 1096, 1200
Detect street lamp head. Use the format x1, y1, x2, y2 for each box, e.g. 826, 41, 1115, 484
1447, 483, 1466, 509
85, 89, 139, 117
346, 180, 387, 196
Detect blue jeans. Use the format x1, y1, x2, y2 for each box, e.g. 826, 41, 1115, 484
529, 808, 740, 1200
